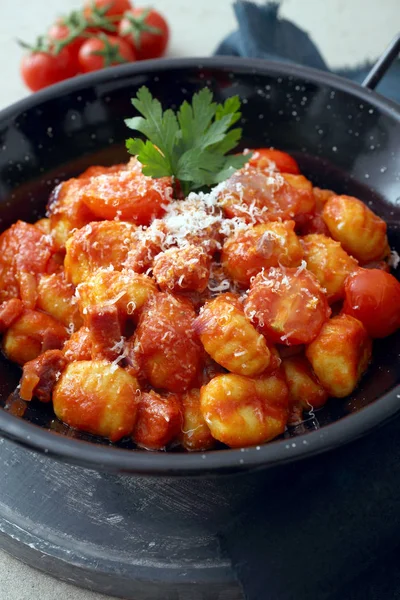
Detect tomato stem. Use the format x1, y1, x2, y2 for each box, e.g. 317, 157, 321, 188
17, 35, 51, 54
89, 32, 129, 67
18, 2, 125, 57
119, 9, 162, 49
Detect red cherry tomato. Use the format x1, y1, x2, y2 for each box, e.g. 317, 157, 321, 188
244, 266, 331, 345
78, 35, 135, 73
247, 148, 300, 174
119, 8, 169, 60
20, 48, 77, 92
342, 268, 400, 338
84, 0, 133, 20
48, 22, 84, 74
218, 167, 303, 223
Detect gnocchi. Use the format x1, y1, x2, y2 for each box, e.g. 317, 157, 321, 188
195, 293, 271, 376
178, 389, 215, 452
300, 234, 358, 303
65, 220, 138, 285
306, 314, 372, 398
200, 372, 289, 448
53, 360, 140, 442
0, 146, 398, 453
222, 220, 303, 286
322, 194, 389, 263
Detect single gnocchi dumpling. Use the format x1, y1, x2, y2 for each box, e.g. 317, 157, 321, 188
76, 268, 158, 326
131, 293, 203, 393
132, 390, 182, 450
306, 314, 372, 398
153, 245, 211, 293
281, 354, 328, 423
222, 220, 303, 286
37, 272, 83, 331
3, 309, 68, 365
281, 173, 316, 217
178, 389, 215, 452
300, 233, 358, 303
53, 360, 140, 442
322, 194, 389, 263
64, 220, 138, 286
194, 293, 271, 377
47, 178, 97, 251
200, 372, 289, 448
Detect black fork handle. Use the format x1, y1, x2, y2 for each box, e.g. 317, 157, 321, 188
362, 33, 400, 89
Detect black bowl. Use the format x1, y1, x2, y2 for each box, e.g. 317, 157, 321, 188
0, 57, 399, 475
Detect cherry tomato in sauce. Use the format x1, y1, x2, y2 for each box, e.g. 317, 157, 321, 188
244, 265, 331, 345
247, 148, 300, 174
342, 268, 400, 338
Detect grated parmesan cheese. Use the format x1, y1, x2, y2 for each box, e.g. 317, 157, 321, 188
151, 180, 252, 251
294, 260, 307, 276
110, 336, 126, 354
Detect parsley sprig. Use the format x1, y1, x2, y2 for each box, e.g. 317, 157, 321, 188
125, 86, 250, 195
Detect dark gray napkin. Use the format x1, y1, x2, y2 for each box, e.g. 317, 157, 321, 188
215, 1, 400, 103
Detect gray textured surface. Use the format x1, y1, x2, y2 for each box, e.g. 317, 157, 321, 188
0, 0, 399, 598
0, 435, 243, 600
0, 554, 108, 600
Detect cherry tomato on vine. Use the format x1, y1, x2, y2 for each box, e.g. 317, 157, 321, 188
119, 8, 169, 60
84, 0, 133, 21
20, 48, 77, 92
48, 22, 84, 74
78, 34, 135, 72
247, 148, 300, 174
342, 268, 400, 338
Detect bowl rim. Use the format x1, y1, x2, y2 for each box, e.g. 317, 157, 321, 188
1, 55, 399, 120
0, 56, 399, 475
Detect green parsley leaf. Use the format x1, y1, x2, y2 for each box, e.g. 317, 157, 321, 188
125, 86, 250, 194
126, 138, 172, 178
177, 88, 217, 153
215, 95, 242, 127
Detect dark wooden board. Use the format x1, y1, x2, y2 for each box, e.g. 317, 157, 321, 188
3, 413, 400, 600
0, 437, 243, 599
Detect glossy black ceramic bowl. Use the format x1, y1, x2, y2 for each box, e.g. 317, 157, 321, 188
0, 57, 399, 475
